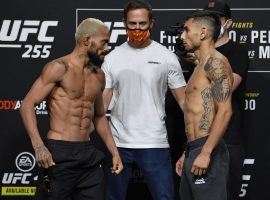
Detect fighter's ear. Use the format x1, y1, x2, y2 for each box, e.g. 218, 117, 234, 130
82, 34, 91, 46
149, 19, 155, 29
200, 26, 207, 40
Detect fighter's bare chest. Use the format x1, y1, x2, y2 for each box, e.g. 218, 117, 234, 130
185, 66, 210, 95
60, 70, 102, 100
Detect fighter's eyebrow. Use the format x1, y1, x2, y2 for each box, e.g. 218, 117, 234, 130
183, 26, 189, 31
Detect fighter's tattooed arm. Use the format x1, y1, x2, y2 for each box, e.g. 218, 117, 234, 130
197, 56, 233, 153
204, 57, 231, 102
191, 56, 233, 176
34, 144, 54, 168
199, 88, 213, 132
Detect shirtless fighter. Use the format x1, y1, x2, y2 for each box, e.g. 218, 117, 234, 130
176, 11, 233, 200
20, 18, 123, 200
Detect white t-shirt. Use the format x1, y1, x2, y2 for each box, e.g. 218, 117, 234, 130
102, 41, 186, 148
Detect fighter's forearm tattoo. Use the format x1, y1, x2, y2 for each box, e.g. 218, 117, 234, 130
204, 57, 231, 102
199, 88, 212, 132
34, 144, 50, 161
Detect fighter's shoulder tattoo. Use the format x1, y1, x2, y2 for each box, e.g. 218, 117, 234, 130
204, 57, 232, 102
55, 59, 68, 71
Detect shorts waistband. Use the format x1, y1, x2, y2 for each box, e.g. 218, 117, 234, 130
186, 136, 208, 151
46, 138, 92, 147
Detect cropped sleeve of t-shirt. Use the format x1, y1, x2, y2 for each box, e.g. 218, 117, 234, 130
166, 51, 186, 89
101, 57, 113, 89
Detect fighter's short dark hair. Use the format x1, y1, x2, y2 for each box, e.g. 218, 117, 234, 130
186, 10, 221, 42
123, 0, 152, 21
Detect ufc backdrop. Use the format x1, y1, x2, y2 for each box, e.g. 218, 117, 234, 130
0, 0, 270, 199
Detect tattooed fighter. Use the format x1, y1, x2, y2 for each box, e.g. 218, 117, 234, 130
20, 18, 123, 200
176, 11, 233, 200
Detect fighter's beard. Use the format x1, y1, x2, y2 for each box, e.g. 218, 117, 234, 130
87, 50, 104, 67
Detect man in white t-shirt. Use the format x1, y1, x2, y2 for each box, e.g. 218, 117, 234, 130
102, 1, 186, 199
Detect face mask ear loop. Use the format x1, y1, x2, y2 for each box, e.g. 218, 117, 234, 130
218, 20, 228, 39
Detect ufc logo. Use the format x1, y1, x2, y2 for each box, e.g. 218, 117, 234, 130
0, 20, 58, 42
242, 159, 255, 181
239, 159, 255, 198
2, 173, 32, 184
104, 22, 126, 44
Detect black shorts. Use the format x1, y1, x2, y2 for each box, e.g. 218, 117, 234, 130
37, 139, 105, 200
180, 136, 229, 200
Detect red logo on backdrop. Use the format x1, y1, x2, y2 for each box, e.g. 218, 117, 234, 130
0, 100, 20, 110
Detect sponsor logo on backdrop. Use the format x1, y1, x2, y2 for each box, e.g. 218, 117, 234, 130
252, 29, 270, 59
76, 9, 127, 50
230, 20, 270, 60
1, 152, 38, 196
0, 100, 48, 115
0, 20, 58, 58
232, 22, 254, 29
104, 21, 126, 49
239, 159, 255, 198
245, 92, 259, 111
15, 152, 36, 172
160, 31, 178, 52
